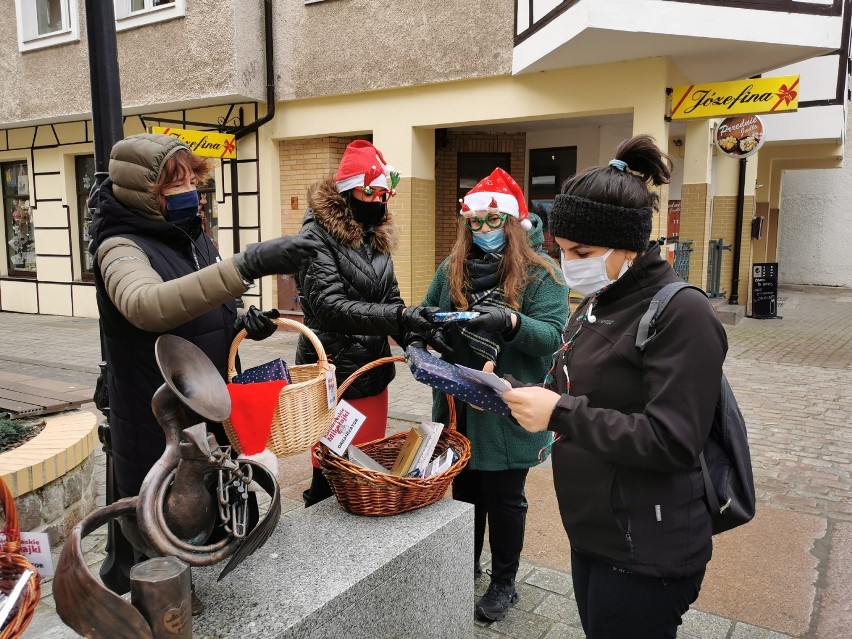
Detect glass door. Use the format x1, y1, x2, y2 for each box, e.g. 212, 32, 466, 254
75, 155, 96, 279
3, 161, 36, 276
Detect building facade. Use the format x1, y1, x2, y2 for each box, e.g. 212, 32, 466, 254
0, 0, 848, 318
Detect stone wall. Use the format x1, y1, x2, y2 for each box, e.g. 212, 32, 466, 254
5, 454, 96, 546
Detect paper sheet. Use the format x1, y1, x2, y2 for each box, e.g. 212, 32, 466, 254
456, 365, 512, 394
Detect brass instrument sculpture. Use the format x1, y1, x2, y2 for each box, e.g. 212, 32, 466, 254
53, 335, 282, 639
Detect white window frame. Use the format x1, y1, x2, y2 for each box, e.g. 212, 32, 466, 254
114, 0, 186, 32
15, 0, 79, 53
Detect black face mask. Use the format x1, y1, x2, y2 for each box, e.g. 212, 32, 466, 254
349, 196, 386, 227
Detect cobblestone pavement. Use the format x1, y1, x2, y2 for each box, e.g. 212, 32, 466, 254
6, 283, 852, 638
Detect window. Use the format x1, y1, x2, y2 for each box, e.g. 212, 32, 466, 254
198, 179, 219, 248
114, 0, 185, 31
457, 153, 512, 205
15, 0, 79, 52
528, 146, 577, 258
75, 155, 96, 280
2, 161, 36, 277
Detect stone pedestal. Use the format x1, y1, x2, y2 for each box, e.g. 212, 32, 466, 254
192, 497, 474, 638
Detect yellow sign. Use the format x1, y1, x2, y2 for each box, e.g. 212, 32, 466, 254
150, 127, 236, 159
671, 76, 799, 120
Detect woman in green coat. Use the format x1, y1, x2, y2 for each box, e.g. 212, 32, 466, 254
415, 168, 568, 622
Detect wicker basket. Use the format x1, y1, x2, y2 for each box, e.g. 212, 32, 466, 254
223, 318, 336, 458
0, 478, 40, 639
319, 356, 471, 516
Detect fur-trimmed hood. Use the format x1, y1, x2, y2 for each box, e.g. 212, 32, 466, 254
305, 176, 398, 254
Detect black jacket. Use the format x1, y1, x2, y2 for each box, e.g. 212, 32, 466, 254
295, 177, 404, 399
547, 244, 727, 578
91, 181, 236, 498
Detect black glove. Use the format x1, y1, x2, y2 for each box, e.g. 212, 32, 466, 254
405, 328, 454, 357
233, 236, 321, 281
398, 306, 441, 333
468, 305, 515, 338
234, 306, 280, 341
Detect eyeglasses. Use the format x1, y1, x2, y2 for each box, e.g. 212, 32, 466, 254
356, 186, 393, 203
465, 213, 507, 231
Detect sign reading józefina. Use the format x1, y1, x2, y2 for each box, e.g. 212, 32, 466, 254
715, 115, 766, 159
671, 76, 799, 120
150, 127, 237, 159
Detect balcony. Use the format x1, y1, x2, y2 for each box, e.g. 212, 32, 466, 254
513, 0, 845, 81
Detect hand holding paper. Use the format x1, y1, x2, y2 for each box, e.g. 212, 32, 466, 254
502, 386, 561, 432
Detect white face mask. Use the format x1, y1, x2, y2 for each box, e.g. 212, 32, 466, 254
560, 248, 630, 296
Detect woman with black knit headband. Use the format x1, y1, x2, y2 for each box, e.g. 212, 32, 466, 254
502, 135, 728, 638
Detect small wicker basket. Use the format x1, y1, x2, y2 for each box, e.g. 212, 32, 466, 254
0, 478, 40, 639
223, 318, 336, 458
319, 356, 471, 516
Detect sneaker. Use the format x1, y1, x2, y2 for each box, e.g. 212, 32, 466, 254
475, 581, 519, 622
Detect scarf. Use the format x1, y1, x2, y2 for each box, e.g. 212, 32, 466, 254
458, 252, 511, 364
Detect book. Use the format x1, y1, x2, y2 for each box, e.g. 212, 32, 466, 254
321, 400, 367, 455
347, 445, 389, 474
390, 428, 424, 476
410, 421, 444, 476
423, 447, 458, 479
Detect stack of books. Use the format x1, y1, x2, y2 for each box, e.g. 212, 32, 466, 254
346, 421, 445, 478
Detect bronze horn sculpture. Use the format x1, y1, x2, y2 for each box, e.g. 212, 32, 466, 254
54, 335, 282, 638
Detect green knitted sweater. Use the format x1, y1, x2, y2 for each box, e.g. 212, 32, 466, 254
423, 226, 569, 471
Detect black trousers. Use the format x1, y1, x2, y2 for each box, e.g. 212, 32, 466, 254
570, 549, 705, 639
452, 466, 529, 585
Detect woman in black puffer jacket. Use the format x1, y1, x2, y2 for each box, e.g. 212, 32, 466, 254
296, 140, 439, 505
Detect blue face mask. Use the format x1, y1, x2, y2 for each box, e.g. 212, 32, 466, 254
472, 228, 507, 253
165, 190, 200, 222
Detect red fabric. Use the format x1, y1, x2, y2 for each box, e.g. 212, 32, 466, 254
312, 389, 389, 468
226, 380, 287, 455
335, 140, 391, 189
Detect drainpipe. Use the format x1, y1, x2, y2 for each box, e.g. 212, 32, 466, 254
230, 0, 276, 264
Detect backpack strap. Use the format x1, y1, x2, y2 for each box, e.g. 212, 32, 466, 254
699, 452, 722, 514
635, 281, 706, 351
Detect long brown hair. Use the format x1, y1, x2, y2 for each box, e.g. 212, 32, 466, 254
447, 216, 560, 310
151, 149, 213, 212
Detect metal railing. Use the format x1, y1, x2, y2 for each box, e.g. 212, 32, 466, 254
707, 238, 731, 298
673, 240, 693, 282
515, 0, 841, 45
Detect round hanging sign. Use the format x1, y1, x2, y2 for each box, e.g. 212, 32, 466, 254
715, 115, 766, 159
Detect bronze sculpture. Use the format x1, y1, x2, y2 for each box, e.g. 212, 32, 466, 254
53, 335, 282, 638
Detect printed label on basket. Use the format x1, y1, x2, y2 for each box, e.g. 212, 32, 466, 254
325, 369, 337, 410
321, 400, 367, 455
0, 531, 54, 577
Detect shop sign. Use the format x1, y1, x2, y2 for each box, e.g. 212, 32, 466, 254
150, 127, 236, 159
671, 76, 799, 120
715, 115, 766, 159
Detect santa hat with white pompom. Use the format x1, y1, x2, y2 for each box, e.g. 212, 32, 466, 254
459, 167, 532, 231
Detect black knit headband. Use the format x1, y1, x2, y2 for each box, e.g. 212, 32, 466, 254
548, 194, 652, 253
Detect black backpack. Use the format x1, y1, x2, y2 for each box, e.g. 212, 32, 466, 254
636, 282, 757, 535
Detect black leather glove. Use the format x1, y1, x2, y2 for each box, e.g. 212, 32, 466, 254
233, 236, 321, 281
398, 306, 441, 333
234, 306, 280, 341
468, 305, 515, 338
405, 328, 454, 357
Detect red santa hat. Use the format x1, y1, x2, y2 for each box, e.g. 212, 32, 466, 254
226, 380, 287, 476
459, 167, 532, 231
335, 140, 400, 194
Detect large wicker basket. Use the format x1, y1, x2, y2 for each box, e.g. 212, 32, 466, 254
223, 318, 336, 458
0, 478, 40, 639
318, 356, 471, 516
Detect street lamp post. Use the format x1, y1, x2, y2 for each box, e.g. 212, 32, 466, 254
84, 0, 129, 595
